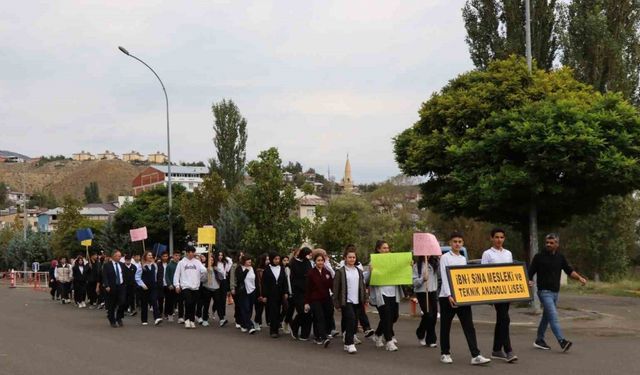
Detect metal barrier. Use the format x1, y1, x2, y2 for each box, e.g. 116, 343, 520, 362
1, 270, 49, 291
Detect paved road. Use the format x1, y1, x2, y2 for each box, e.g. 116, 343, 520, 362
0, 287, 638, 375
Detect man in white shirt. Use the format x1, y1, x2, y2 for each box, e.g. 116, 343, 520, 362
439, 232, 491, 366
174, 246, 207, 329
481, 228, 517, 363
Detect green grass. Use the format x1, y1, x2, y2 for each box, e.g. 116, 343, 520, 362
561, 278, 640, 298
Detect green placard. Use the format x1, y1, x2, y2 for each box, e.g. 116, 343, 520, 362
369, 252, 413, 286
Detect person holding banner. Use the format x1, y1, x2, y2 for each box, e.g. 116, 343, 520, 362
412, 255, 439, 348
367, 240, 403, 352
174, 246, 207, 329
199, 253, 221, 327
481, 228, 517, 363
72, 256, 89, 308
528, 233, 587, 353
333, 247, 367, 354
135, 251, 163, 326
439, 232, 491, 365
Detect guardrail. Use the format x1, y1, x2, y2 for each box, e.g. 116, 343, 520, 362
0, 270, 49, 291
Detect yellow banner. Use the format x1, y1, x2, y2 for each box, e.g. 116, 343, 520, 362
447, 263, 532, 305
81, 239, 92, 247
197, 226, 216, 245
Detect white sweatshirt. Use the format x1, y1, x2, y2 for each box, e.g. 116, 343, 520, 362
439, 251, 467, 298
173, 257, 207, 290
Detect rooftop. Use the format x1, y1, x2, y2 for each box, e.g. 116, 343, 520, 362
151, 165, 209, 175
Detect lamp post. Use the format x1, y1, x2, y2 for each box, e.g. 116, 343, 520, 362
118, 46, 174, 255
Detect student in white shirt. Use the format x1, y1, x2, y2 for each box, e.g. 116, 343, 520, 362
174, 246, 207, 329
481, 228, 517, 363
212, 251, 231, 327
439, 232, 491, 366
233, 255, 257, 334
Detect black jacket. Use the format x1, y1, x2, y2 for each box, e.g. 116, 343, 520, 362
102, 261, 125, 290
122, 263, 137, 287
72, 264, 90, 287
235, 266, 251, 296
261, 265, 288, 300
290, 258, 312, 296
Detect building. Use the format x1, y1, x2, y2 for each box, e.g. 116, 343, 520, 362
0, 150, 31, 163
0, 209, 40, 231
294, 189, 327, 223
132, 165, 210, 195
147, 151, 168, 164
341, 155, 354, 193
37, 205, 113, 232
72, 151, 95, 161
122, 150, 145, 162
97, 150, 119, 160
6, 191, 30, 205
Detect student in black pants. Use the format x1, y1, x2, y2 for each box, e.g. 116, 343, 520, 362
174, 246, 207, 329
305, 253, 334, 347
289, 247, 313, 340
72, 256, 90, 308
413, 255, 439, 347
136, 251, 162, 326
86, 253, 100, 306
212, 251, 230, 327
333, 247, 367, 354
49, 259, 58, 300
438, 232, 490, 365
261, 252, 288, 338
234, 255, 257, 334
122, 255, 138, 316
156, 251, 169, 320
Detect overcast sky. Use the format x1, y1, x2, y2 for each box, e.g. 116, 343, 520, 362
0, 0, 473, 183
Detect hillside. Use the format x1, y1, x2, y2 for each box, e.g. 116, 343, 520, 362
0, 160, 146, 202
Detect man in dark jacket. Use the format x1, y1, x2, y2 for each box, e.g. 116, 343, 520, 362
122, 254, 138, 316
102, 250, 127, 327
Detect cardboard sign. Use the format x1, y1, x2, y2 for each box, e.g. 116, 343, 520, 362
130, 227, 148, 242
369, 252, 413, 286
81, 239, 92, 247
446, 263, 533, 305
197, 226, 216, 245
413, 233, 442, 256
76, 228, 94, 242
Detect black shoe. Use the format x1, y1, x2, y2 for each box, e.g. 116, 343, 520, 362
364, 329, 375, 338
110, 322, 118, 328
534, 339, 551, 350
323, 338, 331, 348
559, 339, 572, 353
116, 320, 123, 327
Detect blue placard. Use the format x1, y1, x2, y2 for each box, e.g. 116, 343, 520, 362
153, 243, 167, 257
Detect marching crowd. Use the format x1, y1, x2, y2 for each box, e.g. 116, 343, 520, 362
47, 229, 587, 365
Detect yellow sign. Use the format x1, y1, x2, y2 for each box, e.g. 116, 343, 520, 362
446, 263, 532, 305
197, 226, 216, 245
81, 239, 92, 247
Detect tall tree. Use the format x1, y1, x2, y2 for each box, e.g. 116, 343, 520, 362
210, 99, 248, 191
241, 148, 302, 256
394, 56, 640, 263
84, 182, 102, 204
215, 196, 249, 254
463, 0, 559, 70
559, 0, 640, 103
180, 172, 228, 235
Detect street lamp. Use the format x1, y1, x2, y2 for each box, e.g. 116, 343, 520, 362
118, 46, 174, 255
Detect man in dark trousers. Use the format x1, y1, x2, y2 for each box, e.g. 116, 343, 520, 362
102, 250, 127, 328
87, 253, 100, 308
156, 251, 168, 320
122, 254, 138, 317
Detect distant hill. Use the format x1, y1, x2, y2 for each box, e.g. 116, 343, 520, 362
0, 159, 145, 202
0, 150, 31, 160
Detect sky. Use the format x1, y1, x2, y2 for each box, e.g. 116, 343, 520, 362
0, 0, 474, 183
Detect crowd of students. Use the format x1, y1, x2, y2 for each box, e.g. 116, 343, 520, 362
47, 229, 586, 365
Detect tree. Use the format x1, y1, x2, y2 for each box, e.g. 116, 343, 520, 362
301, 182, 316, 196
50, 197, 105, 258
0, 182, 8, 209
463, 0, 559, 70
561, 195, 640, 281
94, 219, 130, 255
283, 161, 303, 174
215, 196, 249, 254
28, 190, 58, 209
559, 0, 640, 104
241, 148, 302, 255
114, 185, 187, 255
210, 99, 248, 191
394, 56, 640, 263
84, 182, 102, 204
180, 172, 228, 235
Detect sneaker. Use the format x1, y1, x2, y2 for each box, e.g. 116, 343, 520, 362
419, 338, 427, 347
429, 343, 438, 348
178, 318, 185, 324
364, 329, 375, 338
196, 317, 203, 324
129, 311, 138, 317
534, 339, 551, 350
314, 339, 324, 345
440, 354, 453, 364
235, 323, 242, 329
491, 351, 508, 361
385, 341, 398, 352
240, 327, 248, 333
471, 355, 491, 365
142, 322, 149, 326
190, 320, 196, 329
249, 328, 257, 335
184, 320, 191, 329
392, 337, 398, 344
345, 344, 357, 354
374, 335, 385, 348
330, 329, 340, 337
323, 338, 331, 348
202, 321, 210, 327
559, 339, 573, 353
219, 319, 228, 327
154, 318, 163, 326
168, 315, 174, 323
299, 337, 309, 341
505, 352, 518, 363
283, 322, 290, 334
353, 336, 362, 345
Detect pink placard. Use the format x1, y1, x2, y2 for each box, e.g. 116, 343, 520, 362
129, 227, 148, 242
413, 233, 442, 256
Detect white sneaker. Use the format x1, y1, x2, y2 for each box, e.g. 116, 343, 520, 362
249, 328, 257, 334
345, 344, 357, 354
440, 354, 453, 364
196, 317, 203, 324
142, 322, 149, 326
419, 338, 427, 346
202, 321, 210, 327
235, 323, 242, 329
385, 341, 398, 352
190, 320, 197, 329
392, 337, 398, 344
353, 336, 362, 345
178, 318, 185, 324
283, 322, 290, 334
374, 335, 385, 348
154, 318, 163, 326
184, 320, 190, 329
471, 355, 491, 365
240, 327, 248, 333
